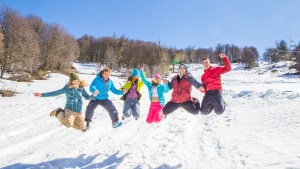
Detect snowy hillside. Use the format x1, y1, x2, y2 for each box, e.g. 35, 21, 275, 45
0, 62, 300, 169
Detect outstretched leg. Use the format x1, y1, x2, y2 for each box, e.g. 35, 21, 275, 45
181, 100, 200, 115
146, 104, 155, 123
85, 100, 100, 123
162, 101, 180, 116
122, 101, 132, 119
131, 101, 140, 120
57, 109, 75, 128
100, 99, 120, 124
153, 103, 164, 123
200, 92, 213, 115
212, 91, 225, 115
73, 113, 86, 130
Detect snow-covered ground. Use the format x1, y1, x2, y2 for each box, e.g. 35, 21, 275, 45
0, 62, 299, 169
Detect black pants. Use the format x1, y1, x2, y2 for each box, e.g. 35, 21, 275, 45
85, 99, 119, 124
163, 100, 200, 116
200, 90, 225, 115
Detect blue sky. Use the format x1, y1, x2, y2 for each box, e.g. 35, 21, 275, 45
1, 0, 299, 55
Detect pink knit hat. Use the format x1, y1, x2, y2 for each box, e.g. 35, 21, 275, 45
153, 74, 161, 80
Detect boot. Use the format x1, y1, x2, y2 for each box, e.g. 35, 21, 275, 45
82, 122, 90, 132
50, 108, 64, 117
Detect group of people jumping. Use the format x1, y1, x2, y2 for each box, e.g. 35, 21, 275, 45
34, 53, 231, 131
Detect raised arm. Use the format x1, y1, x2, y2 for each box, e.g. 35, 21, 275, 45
219, 53, 232, 74
139, 70, 151, 86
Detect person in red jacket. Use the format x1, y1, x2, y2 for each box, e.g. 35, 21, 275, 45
163, 63, 204, 116
200, 53, 231, 115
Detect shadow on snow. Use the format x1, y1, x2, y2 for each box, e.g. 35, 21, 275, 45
2, 152, 128, 169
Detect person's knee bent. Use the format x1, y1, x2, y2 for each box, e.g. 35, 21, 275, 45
85, 106, 97, 122
200, 108, 212, 115
63, 120, 73, 128
215, 108, 225, 115
77, 124, 86, 130
162, 108, 172, 116
188, 109, 200, 115
146, 119, 153, 124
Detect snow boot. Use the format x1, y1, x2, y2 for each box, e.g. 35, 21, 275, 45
82, 122, 90, 132
192, 97, 200, 110
112, 121, 122, 128
50, 108, 64, 117
82, 125, 90, 132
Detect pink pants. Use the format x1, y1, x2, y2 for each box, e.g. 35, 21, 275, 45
146, 102, 163, 123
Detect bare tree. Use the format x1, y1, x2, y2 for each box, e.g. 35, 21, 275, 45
105, 46, 117, 69
26, 15, 45, 73
40, 24, 69, 70
231, 45, 241, 62
0, 25, 3, 67
241, 47, 258, 68
0, 7, 39, 77
19, 16, 40, 74
291, 42, 300, 72
185, 46, 195, 63
77, 35, 96, 62
214, 44, 224, 63
195, 48, 213, 63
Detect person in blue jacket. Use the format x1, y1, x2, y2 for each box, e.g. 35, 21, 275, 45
84, 67, 123, 131
139, 68, 169, 123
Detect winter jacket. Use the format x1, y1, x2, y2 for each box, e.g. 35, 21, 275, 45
168, 73, 202, 103
139, 70, 169, 106
201, 57, 231, 91
123, 80, 144, 93
121, 79, 144, 101
41, 85, 94, 112
90, 74, 123, 100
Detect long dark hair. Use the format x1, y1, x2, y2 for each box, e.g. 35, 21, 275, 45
127, 75, 139, 84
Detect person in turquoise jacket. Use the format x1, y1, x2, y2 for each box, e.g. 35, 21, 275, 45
139, 68, 169, 123
84, 67, 123, 131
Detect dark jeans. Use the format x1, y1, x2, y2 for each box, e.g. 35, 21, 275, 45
85, 99, 119, 124
200, 90, 225, 115
163, 100, 200, 116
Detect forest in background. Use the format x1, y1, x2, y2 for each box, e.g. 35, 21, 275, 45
1, 6, 299, 81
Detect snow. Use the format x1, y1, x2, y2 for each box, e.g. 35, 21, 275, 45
0, 62, 300, 169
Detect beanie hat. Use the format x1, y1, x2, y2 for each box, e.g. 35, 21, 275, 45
178, 63, 188, 72
69, 72, 79, 83
131, 69, 139, 77
153, 74, 161, 80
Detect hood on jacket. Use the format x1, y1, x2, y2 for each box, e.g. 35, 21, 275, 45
132, 69, 140, 77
